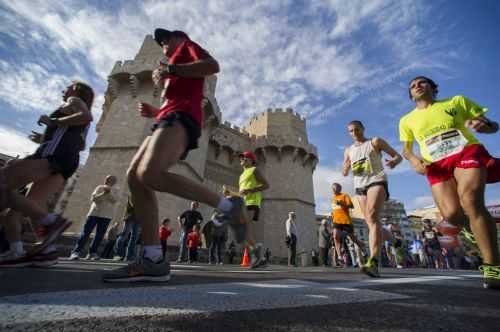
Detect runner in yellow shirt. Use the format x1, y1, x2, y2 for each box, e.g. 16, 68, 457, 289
400, 76, 500, 289
238, 151, 270, 268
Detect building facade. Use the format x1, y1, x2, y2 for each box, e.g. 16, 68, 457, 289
62, 35, 319, 258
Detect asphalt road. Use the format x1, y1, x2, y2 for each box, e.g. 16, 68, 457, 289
1, 259, 499, 331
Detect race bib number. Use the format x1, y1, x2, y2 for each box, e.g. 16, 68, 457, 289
351, 157, 372, 176
425, 129, 467, 162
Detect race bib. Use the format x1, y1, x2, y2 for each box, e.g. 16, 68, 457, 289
425, 129, 467, 162
351, 157, 372, 176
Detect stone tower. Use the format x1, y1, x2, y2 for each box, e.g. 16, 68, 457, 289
62, 35, 319, 260
246, 109, 318, 258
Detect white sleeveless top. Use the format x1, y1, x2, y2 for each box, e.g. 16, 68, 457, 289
348, 139, 387, 189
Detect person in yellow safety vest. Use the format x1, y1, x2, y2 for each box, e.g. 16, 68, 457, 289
238, 151, 270, 268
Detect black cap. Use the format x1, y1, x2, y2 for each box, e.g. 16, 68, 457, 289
154, 28, 172, 46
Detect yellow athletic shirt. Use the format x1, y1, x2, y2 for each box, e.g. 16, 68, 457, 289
239, 166, 262, 207
399, 96, 487, 163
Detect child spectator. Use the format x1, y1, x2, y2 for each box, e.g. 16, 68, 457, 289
187, 225, 200, 263
159, 218, 172, 259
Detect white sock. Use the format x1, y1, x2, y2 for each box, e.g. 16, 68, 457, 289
39, 213, 57, 226
41, 244, 57, 254
143, 245, 163, 263
217, 197, 232, 212
11, 241, 24, 254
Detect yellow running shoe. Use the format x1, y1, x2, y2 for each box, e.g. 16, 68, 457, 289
461, 228, 477, 245
360, 257, 380, 278
479, 265, 500, 290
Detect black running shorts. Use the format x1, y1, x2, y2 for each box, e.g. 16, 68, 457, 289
151, 111, 201, 160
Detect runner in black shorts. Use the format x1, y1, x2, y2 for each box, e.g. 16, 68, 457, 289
103, 28, 248, 283
0, 81, 94, 267
331, 183, 367, 265
343, 120, 402, 277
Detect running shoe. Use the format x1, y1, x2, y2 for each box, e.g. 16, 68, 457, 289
360, 257, 380, 278
28, 216, 72, 256
31, 250, 59, 267
0, 250, 30, 267
102, 255, 171, 282
69, 252, 80, 260
461, 228, 477, 245
250, 244, 266, 269
479, 265, 500, 290
86, 253, 100, 261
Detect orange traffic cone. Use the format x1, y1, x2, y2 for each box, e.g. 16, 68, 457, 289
240, 247, 250, 267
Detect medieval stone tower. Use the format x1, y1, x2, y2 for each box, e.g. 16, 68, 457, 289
63, 35, 318, 259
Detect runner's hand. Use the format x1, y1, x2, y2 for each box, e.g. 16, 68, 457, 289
37, 115, 53, 126
385, 158, 398, 169
413, 160, 427, 176
138, 102, 156, 118
152, 68, 165, 86
28, 131, 43, 144
466, 118, 493, 133
239, 189, 251, 196
152, 65, 176, 86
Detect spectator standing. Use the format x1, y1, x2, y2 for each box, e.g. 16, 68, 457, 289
208, 211, 227, 265
318, 219, 331, 266
187, 225, 200, 263
177, 201, 203, 263
101, 221, 120, 259
227, 241, 236, 264
285, 211, 298, 266
70, 175, 117, 260
159, 218, 172, 259
113, 196, 141, 262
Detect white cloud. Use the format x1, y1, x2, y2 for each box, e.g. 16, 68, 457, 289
0, 60, 67, 113
411, 195, 435, 209
1, 0, 456, 128
0, 125, 37, 157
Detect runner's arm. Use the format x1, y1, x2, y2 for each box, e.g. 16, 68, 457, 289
169, 57, 220, 78
342, 148, 351, 176
466, 115, 499, 134
242, 168, 270, 195
372, 137, 402, 169
53, 97, 93, 126
402, 141, 427, 175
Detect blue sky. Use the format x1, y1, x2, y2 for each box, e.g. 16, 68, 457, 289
1, 0, 499, 214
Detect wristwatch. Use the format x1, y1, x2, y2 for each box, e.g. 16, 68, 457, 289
166, 64, 177, 75
50, 118, 59, 127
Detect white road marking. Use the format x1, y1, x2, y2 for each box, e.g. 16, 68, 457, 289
0, 273, 477, 327
329, 287, 359, 291
0, 278, 408, 326
304, 294, 329, 299
207, 291, 238, 295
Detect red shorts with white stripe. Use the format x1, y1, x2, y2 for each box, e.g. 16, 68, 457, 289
426, 144, 500, 185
